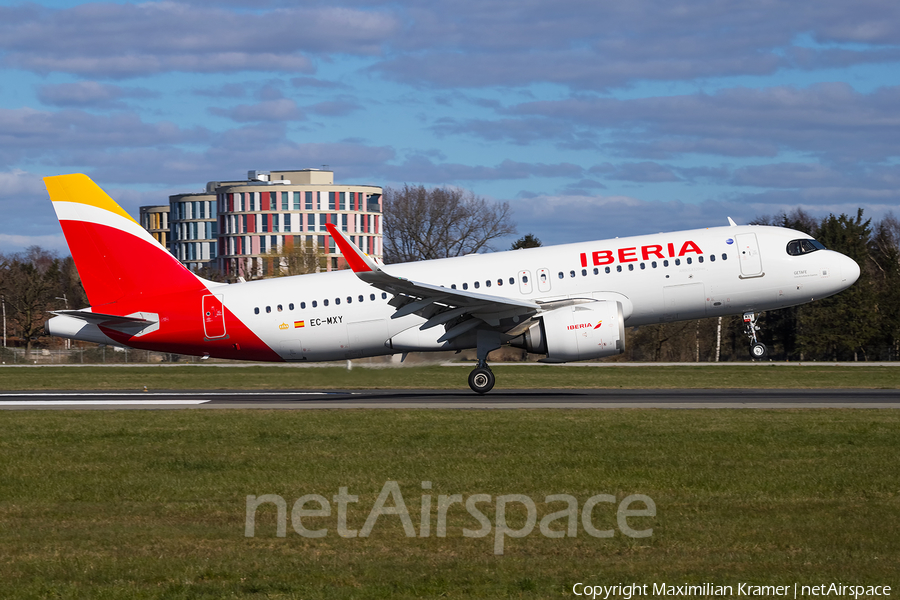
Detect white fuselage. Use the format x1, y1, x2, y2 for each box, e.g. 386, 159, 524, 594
213, 224, 859, 362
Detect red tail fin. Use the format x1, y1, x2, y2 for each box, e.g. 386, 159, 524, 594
45, 174, 204, 307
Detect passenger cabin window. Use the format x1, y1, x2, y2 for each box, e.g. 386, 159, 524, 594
474, 282, 480, 289
787, 239, 826, 256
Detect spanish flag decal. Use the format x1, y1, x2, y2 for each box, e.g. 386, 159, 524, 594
294, 320, 305, 328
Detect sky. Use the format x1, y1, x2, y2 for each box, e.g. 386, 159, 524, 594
1, 0, 899, 255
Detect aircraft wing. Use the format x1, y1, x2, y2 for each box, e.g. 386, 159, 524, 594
326, 224, 538, 341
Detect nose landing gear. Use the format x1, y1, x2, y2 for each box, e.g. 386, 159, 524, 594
743, 312, 768, 359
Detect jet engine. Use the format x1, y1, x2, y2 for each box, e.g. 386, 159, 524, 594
510, 300, 625, 362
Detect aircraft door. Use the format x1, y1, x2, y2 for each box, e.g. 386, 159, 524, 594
537, 268, 551, 292
735, 233, 763, 278
518, 270, 533, 294
202, 294, 227, 339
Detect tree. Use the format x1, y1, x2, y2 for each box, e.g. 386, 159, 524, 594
382, 184, 516, 263
797, 210, 877, 360
264, 238, 327, 277
868, 213, 900, 359
0, 247, 61, 358
511, 233, 542, 250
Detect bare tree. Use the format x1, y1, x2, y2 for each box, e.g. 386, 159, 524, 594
382, 185, 516, 263
0, 247, 60, 358
265, 238, 327, 277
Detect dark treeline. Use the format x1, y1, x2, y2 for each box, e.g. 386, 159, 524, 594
2, 208, 898, 362
623, 209, 900, 362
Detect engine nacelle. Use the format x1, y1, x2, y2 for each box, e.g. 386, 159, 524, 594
511, 301, 625, 362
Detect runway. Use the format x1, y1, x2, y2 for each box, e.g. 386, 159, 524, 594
1, 388, 899, 409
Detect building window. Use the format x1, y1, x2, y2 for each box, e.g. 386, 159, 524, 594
305, 191, 313, 210
329, 192, 336, 210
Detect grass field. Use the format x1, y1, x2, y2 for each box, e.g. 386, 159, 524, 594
1, 363, 899, 390
1, 409, 898, 599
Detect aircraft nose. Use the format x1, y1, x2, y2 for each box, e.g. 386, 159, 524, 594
841, 254, 860, 285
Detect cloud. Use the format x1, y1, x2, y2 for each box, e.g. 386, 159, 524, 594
0, 3, 397, 78
209, 98, 305, 123
500, 83, 900, 163
372, 0, 900, 90
0, 108, 208, 168
307, 100, 364, 117
379, 156, 584, 183
37, 81, 155, 108
590, 162, 683, 183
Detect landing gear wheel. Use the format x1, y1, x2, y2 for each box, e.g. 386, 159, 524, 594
468, 367, 495, 395
750, 342, 768, 359
743, 312, 768, 360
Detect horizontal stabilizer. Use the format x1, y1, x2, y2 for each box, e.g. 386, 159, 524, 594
51, 310, 156, 326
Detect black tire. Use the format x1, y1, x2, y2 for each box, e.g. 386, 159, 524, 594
468, 367, 495, 394
750, 342, 768, 359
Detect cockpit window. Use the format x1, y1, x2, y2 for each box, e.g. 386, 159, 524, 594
786, 239, 827, 256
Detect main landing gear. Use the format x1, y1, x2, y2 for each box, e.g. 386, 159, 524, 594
468, 330, 503, 394
743, 312, 768, 359
468, 362, 495, 395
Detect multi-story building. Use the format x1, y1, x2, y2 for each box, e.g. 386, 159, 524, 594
168, 192, 218, 273
215, 169, 382, 278
139, 205, 170, 248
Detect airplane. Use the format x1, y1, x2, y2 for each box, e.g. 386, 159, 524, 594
44, 174, 860, 394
